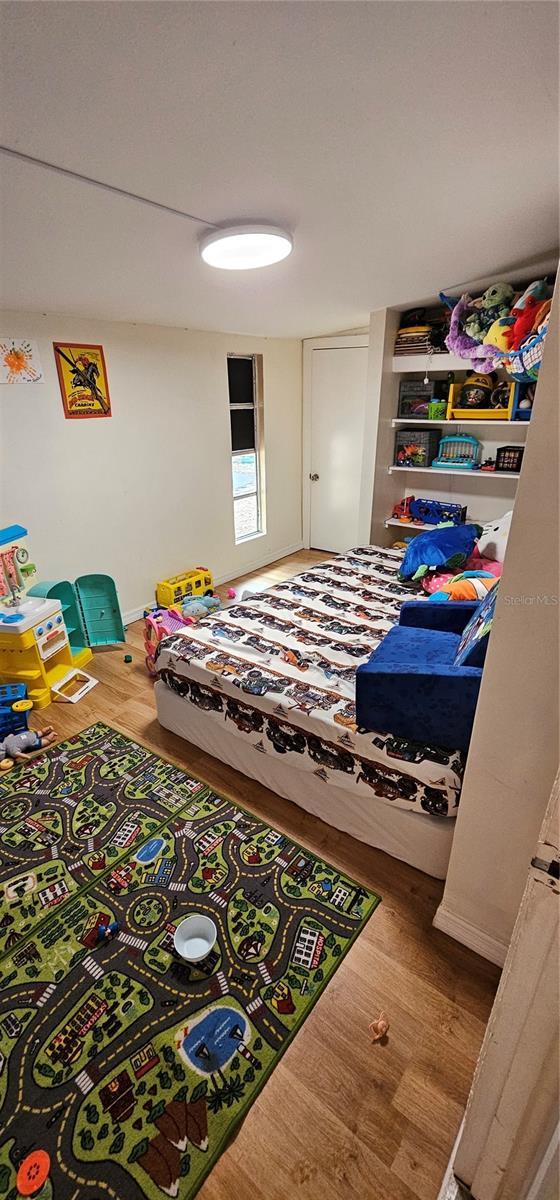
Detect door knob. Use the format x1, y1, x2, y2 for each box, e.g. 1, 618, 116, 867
309, 473, 319, 481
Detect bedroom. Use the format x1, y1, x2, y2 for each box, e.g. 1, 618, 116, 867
0, 3, 558, 1200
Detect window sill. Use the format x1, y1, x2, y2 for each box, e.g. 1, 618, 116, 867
235, 530, 266, 546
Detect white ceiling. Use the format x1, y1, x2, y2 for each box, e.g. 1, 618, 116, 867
1, 1, 558, 338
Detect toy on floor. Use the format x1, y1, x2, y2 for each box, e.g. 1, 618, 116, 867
144, 606, 193, 676
399, 523, 481, 581
369, 1012, 390, 1042
0, 724, 56, 771
175, 594, 222, 623
156, 567, 214, 607
50, 668, 98, 703
0, 682, 32, 738
430, 572, 498, 602
97, 920, 119, 942
227, 588, 237, 599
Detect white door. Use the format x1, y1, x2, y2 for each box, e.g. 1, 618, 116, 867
307, 343, 369, 552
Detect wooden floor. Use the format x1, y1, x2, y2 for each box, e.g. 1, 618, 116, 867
30, 550, 500, 1200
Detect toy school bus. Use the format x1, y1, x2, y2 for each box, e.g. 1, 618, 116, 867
156, 567, 214, 608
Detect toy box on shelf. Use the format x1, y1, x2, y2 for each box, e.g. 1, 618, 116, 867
495, 445, 525, 473
156, 567, 214, 608
447, 373, 516, 420
392, 496, 467, 526
397, 379, 450, 419
394, 429, 441, 468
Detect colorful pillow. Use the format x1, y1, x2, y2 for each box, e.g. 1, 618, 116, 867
430, 572, 497, 603
454, 583, 499, 669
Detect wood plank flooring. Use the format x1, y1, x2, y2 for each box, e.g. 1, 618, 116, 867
29, 550, 500, 1200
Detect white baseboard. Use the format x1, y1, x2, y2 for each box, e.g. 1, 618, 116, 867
433, 903, 508, 967
213, 539, 305, 586
123, 540, 305, 628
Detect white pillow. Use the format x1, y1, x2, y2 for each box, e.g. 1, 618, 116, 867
477, 511, 512, 563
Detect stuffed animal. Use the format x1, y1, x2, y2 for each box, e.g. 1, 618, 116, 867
464, 283, 514, 341
430, 572, 498, 602
446, 295, 506, 373
476, 511, 512, 563
483, 316, 515, 351
174, 594, 222, 623
398, 523, 481, 581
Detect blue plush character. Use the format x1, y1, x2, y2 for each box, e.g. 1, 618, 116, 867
399, 523, 481, 581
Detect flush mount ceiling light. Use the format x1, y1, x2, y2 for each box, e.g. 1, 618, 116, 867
199, 224, 293, 270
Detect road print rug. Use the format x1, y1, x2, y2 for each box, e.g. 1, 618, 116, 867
0, 723, 380, 1200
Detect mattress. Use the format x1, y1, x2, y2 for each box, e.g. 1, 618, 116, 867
155, 546, 464, 820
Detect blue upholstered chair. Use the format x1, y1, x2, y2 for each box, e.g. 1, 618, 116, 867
355, 599, 491, 752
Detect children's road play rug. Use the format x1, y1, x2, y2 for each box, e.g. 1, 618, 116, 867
0, 723, 380, 1200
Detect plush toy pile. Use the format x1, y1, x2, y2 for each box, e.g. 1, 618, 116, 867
443, 279, 552, 381
398, 512, 512, 601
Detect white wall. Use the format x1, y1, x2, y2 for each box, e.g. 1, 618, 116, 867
0, 313, 303, 618
434, 290, 559, 965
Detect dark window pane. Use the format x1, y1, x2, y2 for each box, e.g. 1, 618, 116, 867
227, 357, 254, 405
230, 407, 256, 452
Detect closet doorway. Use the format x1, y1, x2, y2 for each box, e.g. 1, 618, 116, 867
303, 335, 369, 552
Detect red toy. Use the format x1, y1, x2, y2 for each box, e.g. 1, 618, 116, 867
391, 496, 414, 522
507, 295, 542, 351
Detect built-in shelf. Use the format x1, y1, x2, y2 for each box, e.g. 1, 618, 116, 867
391, 418, 528, 429
388, 466, 520, 479
384, 517, 432, 531
392, 353, 469, 374
385, 516, 484, 532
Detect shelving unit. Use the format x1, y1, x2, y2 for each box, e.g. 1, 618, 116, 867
391, 417, 529, 429
367, 283, 545, 545
388, 466, 521, 479
391, 353, 466, 373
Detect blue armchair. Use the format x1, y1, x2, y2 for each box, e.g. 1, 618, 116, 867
355, 601, 483, 752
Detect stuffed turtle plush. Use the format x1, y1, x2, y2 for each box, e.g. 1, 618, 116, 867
398, 523, 482, 582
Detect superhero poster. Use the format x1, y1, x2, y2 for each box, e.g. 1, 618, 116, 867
53, 342, 112, 418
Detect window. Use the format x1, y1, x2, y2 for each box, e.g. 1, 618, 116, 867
227, 354, 265, 542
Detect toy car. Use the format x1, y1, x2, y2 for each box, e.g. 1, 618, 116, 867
156, 567, 214, 607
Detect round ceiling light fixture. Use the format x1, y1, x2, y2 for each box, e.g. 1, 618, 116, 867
199, 224, 293, 270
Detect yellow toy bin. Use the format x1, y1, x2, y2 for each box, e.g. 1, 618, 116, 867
156, 568, 214, 608
446, 381, 516, 421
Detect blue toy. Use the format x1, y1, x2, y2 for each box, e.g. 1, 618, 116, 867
409, 497, 466, 526
97, 921, 119, 942
399, 523, 481, 581
431, 434, 481, 470
179, 594, 222, 621
0, 683, 31, 740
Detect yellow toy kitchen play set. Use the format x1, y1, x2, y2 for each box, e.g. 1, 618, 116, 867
0, 525, 125, 707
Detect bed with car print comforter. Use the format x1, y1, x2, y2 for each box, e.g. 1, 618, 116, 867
154, 546, 464, 867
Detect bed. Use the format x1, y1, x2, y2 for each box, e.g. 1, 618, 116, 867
154, 546, 464, 878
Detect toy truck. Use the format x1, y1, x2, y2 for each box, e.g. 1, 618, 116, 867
155, 567, 214, 608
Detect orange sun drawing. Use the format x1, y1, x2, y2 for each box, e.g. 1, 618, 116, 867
0, 339, 43, 384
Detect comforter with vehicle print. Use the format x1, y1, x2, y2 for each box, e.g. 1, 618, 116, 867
155, 546, 464, 817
